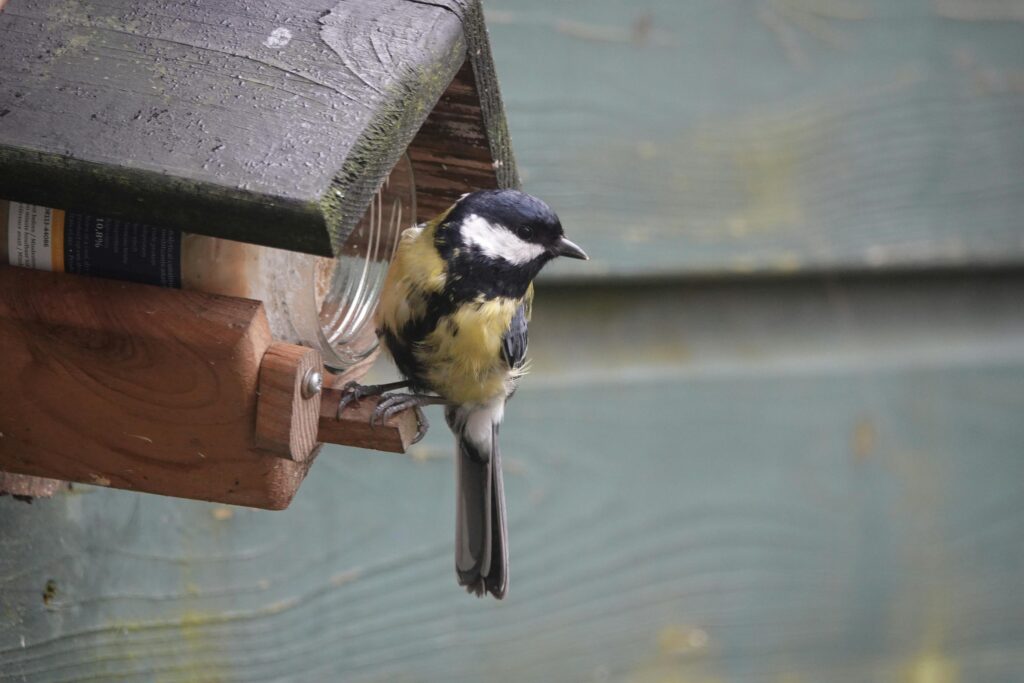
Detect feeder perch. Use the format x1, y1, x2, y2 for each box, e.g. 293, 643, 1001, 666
0, 0, 518, 508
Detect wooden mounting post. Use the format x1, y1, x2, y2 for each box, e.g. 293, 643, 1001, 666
0, 267, 420, 508
255, 343, 324, 463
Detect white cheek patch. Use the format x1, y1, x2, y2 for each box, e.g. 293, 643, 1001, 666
461, 214, 546, 265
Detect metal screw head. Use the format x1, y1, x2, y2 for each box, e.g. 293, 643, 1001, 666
301, 369, 323, 399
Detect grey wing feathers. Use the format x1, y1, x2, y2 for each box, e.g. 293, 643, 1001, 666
501, 302, 529, 369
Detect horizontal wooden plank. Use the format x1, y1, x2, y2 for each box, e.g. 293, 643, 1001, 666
0, 266, 317, 510
2, 272, 1023, 681
0, 0, 468, 254
318, 390, 419, 454
484, 0, 1024, 279
409, 61, 504, 223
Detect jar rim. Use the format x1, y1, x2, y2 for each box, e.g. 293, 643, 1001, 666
315, 154, 416, 370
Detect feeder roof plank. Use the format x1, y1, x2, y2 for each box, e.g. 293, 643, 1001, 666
0, 0, 468, 255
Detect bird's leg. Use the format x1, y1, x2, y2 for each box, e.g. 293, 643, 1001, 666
371, 393, 448, 444
336, 380, 411, 416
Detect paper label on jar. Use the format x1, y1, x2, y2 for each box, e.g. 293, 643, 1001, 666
7, 202, 64, 272
6, 201, 181, 288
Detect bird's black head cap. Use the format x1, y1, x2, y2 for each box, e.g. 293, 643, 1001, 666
447, 189, 564, 251
436, 189, 587, 300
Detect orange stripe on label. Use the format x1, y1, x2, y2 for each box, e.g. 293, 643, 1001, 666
50, 209, 65, 273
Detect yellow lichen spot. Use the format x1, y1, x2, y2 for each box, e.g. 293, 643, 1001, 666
624, 227, 653, 243
852, 416, 877, 461
637, 140, 659, 160
329, 568, 362, 587
503, 457, 527, 476
647, 342, 693, 365
624, 624, 723, 683
174, 610, 226, 683
770, 252, 802, 273
627, 667, 723, 683
731, 134, 804, 234
904, 652, 958, 683
730, 256, 758, 274
727, 216, 750, 237
406, 444, 450, 462
265, 597, 300, 614
211, 506, 234, 521
657, 625, 709, 656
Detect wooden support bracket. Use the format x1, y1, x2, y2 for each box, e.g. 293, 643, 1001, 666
0, 267, 420, 508
319, 391, 419, 454
255, 343, 324, 463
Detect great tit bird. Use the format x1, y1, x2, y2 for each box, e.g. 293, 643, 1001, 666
339, 189, 587, 599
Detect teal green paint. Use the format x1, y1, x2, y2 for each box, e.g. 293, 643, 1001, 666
486, 0, 1024, 280
3, 274, 1024, 681
2, 1, 1024, 680
3, 365, 1024, 681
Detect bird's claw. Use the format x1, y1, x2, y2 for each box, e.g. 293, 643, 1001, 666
336, 380, 414, 418
370, 393, 432, 444
336, 381, 368, 417
370, 393, 419, 427
412, 407, 429, 444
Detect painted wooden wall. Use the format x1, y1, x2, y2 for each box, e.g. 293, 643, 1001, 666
3, 1, 1024, 681
489, 0, 1024, 280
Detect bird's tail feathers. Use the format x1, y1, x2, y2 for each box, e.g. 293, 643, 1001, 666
448, 402, 508, 599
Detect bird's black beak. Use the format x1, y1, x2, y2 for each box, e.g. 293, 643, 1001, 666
554, 236, 589, 260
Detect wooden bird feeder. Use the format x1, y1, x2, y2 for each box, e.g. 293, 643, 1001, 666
0, 0, 518, 509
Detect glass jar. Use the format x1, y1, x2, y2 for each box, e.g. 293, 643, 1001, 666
1, 156, 415, 370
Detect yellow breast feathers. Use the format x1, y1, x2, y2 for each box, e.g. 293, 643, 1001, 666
376, 221, 447, 336
422, 294, 526, 405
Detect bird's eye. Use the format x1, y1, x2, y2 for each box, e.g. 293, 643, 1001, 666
517, 226, 533, 240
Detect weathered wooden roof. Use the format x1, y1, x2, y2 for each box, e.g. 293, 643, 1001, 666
0, 0, 518, 255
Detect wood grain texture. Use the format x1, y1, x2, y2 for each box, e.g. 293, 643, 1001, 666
318, 389, 419, 453
409, 60, 503, 222
0, 0, 474, 255
414, 0, 521, 191
485, 0, 1024, 280
0, 266, 313, 510
254, 343, 323, 463
2, 273, 1023, 681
